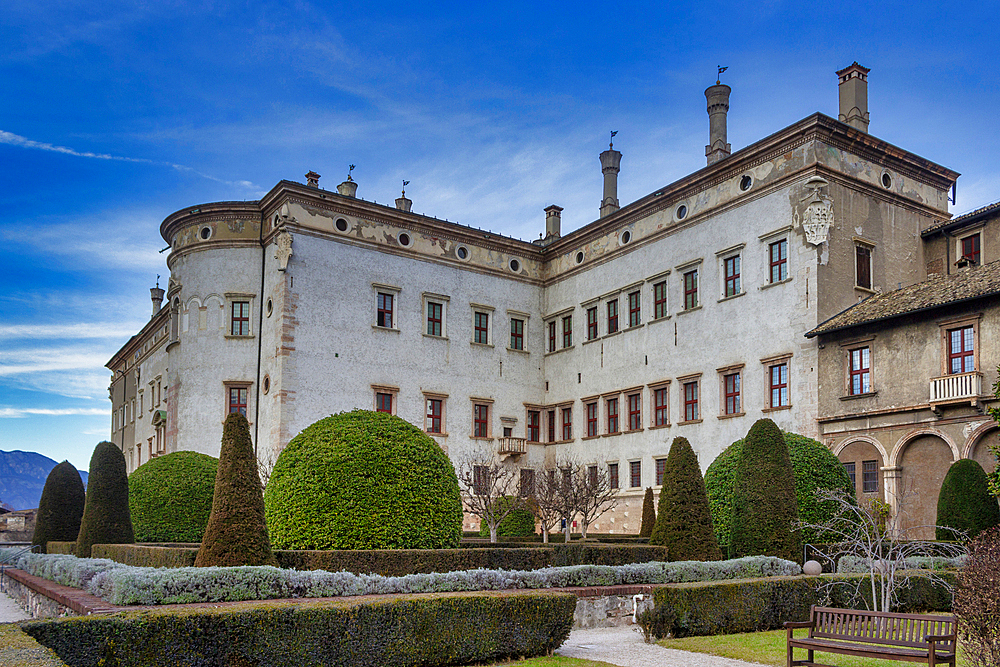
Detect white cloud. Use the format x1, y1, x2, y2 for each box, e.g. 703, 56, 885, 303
0, 323, 145, 340
0, 407, 107, 418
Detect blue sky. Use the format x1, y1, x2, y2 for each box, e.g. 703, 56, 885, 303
1, 1, 997, 471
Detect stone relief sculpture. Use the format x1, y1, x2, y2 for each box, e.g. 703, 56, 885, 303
274, 230, 293, 271
798, 176, 835, 245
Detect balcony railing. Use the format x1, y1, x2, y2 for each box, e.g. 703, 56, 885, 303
929, 371, 982, 405
497, 437, 527, 456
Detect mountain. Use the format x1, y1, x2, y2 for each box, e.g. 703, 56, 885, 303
0, 450, 89, 511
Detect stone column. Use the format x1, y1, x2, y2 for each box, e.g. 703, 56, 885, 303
705, 83, 732, 165
599, 148, 622, 218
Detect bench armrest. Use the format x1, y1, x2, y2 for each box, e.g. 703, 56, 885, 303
925, 634, 955, 642
784, 621, 814, 629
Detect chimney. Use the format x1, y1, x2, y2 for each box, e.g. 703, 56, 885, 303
305, 171, 320, 188
705, 82, 732, 165
599, 138, 622, 218
150, 285, 165, 318
544, 205, 563, 239
338, 165, 358, 197
395, 180, 412, 212
837, 62, 870, 132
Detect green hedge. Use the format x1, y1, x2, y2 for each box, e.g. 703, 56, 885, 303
479, 497, 537, 538
644, 571, 956, 638
46, 541, 76, 555
0, 624, 69, 667
23, 591, 575, 667
77, 543, 668, 575
128, 451, 218, 543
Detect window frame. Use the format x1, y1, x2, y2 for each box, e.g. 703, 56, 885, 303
586, 401, 598, 437
607, 299, 619, 334
960, 233, 981, 265
651, 383, 670, 427
722, 369, 742, 416
225, 293, 256, 338
586, 306, 599, 340
655, 457, 667, 487
510, 317, 524, 350
372, 384, 398, 416
426, 301, 443, 337
606, 396, 620, 434
683, 269, 699, 310
230, 300, 250, 336
561, 407, 572, 441
855, 240, 874, 291
627, 393, 642, 431
723, 254, 741, 298
373, 283, 401, 330
629, 460, 642, 488
472, 401, 492, 438
769, 239, 788, 284
682, 380, 699, 422
548, 320, 557, 352
628, 290, 641, 327
653, 281, 668, 320
769, 362, 790, 408
422, 292, 449, 339
862, 460, 878, 494
228, 386, 248, 416
561, 314, 573, 348
507, 310, 530, 352
608, 462, 619, 490
474, 311, 491, 345
527, 409, 541, 443
424, 394, 446, 434
547, 409, 556, 443
947, 325, 975, 374
224, 380, 252, 421
848, 346, 872, 395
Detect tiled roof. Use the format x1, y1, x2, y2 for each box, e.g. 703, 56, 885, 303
922, 199, 1000, 236
807, 259, 1000, 337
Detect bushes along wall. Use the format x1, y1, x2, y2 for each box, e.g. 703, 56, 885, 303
479, 496, 536, 538
128, 451, 218, 543
650, 437, 721, 561
75, 442, 134, 558
32, 461, 86, 554
639, 488, 656, 538
936, 458, 1000, 540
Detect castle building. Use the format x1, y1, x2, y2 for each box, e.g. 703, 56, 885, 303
109, 64, 986, 535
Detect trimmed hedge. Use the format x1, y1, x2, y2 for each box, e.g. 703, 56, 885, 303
0, 624, 68, 667
266, 411, 463, 550
936, 458, 1000, 540
479, 496, 536, 538
645, 571, 956, 638
639, 488, 656, 537
128, 451, 218, 543
32, 461, 86, 554
22, 591, 575, 667
47, 541, 76, 555
707, 429, 855, 549
93, 544, 199, 569
76, 442, 135, 558
650, 437, 721, 561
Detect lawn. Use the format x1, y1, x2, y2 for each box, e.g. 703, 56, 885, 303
661, 629, 966, 667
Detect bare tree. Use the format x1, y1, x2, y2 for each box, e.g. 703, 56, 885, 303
455, 450, 528, 543
533, 460, 619, 542
531, 467, 567, 543
257, 447, 280, 492
801, 488, 966, 612
574, 462, 619, 539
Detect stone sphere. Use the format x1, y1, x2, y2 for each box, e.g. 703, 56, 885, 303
803, 559, 823, 575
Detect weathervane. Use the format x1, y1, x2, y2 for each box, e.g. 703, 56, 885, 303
717, 66, 728, 85
610, 130, 618, 149
347, 164, 355, 182
402, 180, 410, 196
156, 274, 160, 288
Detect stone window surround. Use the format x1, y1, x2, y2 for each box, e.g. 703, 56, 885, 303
471, 303, 495, 347
422, 292, 450, 339
423, 391, 448, 436
716, 363, 745, 419
222, 380, 253, 424
507, 309, 531, 353
761, 353, 793, 411
838, 335, 877, 398
372, 282, 401, 331
471, 397, 495, 439
937, 313, 982, 376
372, 383, 399, 416
648, 379, 671, 429
677, 372, 703, 424
225, 292, 256, 338
715, 243, 746, 300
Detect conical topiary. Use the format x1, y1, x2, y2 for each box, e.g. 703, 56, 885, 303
650, 437, 722, 561
937, 459, 1000, 541
730, 419, 801, 560
196, 412, 276, 567
32, 461, 86, 553
639, 488, 656, 538
75, 442, 135, 558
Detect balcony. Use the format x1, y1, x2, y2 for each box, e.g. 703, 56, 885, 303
497, 437, 527, 460
929, 371, 983, 414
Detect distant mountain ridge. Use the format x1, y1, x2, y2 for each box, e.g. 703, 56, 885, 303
0, 450, 89, 511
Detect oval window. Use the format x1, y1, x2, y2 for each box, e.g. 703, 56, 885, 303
200, 227, 212, 240
575, 251, 584, 264
620, 230, 632, 245
457, 246, 469, 260
676, 204, 688, 220
262, 375, 271, 395
266, 299, 273, 318
740, 175, 753, 191
881, 173, 892, 189
335, 218, 349, 232
509, 258, 521, 272
398, 233, 411, 247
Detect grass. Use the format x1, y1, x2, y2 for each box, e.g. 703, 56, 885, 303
661, 629, 967, 666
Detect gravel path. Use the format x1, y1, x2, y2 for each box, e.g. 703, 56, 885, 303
0, 588, 30, 623
556, 626, 768, 667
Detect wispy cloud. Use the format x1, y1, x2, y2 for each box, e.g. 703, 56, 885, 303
0, 407, 107, 418
0, 323, 145, 340
0, 130, 260, 191
0, 348, 113, 377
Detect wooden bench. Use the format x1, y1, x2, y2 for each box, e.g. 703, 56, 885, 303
784, 606, 956, 667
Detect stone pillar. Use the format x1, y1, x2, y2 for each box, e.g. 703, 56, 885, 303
150, 286, 165, 318
705, 83, 732, 165
599, 148, 622, 218
881, 465, 903, 535
544, 205, 563, 240
837, 62, 870, 133
395, 196, 412, 212
337, 179, 358, 197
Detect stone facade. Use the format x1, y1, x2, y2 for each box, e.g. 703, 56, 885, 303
108, 65, 971, 534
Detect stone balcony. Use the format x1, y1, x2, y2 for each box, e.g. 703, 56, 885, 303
929, 371, 983, 414
497, 437, 527, 460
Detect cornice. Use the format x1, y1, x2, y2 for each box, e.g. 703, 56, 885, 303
165, 238, 262, 270
160, 201, 261, 244
106, 308, 170, 370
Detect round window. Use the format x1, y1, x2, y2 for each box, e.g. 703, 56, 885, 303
676, 204, 688, 220
456, 245, 469, 260
262, 375, 271, 395
335, 218, 349, 232
740, 175, 753, 191
509, 258, 521, 272
881, 173, 892, 189
620, 230, 632, 245
575, 251, 584, 264
398, 232, 411, 247
200, 227, 212, 240
266, 299, 273, 318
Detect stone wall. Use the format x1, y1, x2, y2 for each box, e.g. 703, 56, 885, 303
0, 574, 76, 619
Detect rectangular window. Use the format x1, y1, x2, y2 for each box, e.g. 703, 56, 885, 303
961, 234, 981, 265
562, 315, 572, 348
586, 402, 598, 437
948, 326, 975, 374
683, 270, 698, 310
426, 399, 442, 433
770, 363, 789, 407
473, 464, 488, 495
654, 387, 669, 426
655, 458, 667, 486
769, 239, 787, 283
683, 381, 699, 422
629, 460, 641, 488
724, 372, 741, 415
228, 387, 248, 416
474, 404, 489, 437
607, 397, 619, 434
474, 311, 490, 344
724, 255, 741, 297
510, 318, 524, 350
561, 407, 572, 441
426, 302, 443, 336
844, 462, 856, 492
377, 292, 394, 328
585, 465, 596, 489
547, 409, 556, 443
849, 347, 871, 395
548, 321, 557, 352
856, 244, 872, 290
628, 291, 641, 327
519, 468, 535, 497
375, 392, 393, 413
653, 281, 667, 319
609, 463, 619, 489
527, 410, 540, 443
862, 460, 878, 493
230, 301, 250, 336
586, 306, 598, 340
607, 300, 619, 334
628, 393, 641, 431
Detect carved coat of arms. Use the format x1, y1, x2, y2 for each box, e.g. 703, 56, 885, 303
799, 177, 834, 245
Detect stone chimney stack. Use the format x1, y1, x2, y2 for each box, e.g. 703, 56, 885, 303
599, 138, 622, 218
395, 180, 412, 212
337, 165, 358, 197
150, 284, 165, 318
705, 82, 732, 165
305, 171, 320, 188
837, 62, 870, 132
544, 205, 563, 240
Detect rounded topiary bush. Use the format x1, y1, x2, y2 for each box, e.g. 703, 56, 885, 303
706, 429, 855, 550
129, 451, 218, 543
76, 441, 135, 558
479, 496, 536, 538
265, 410, 463, 550
32, 461, 86, 553
937, 459, 1000, 541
